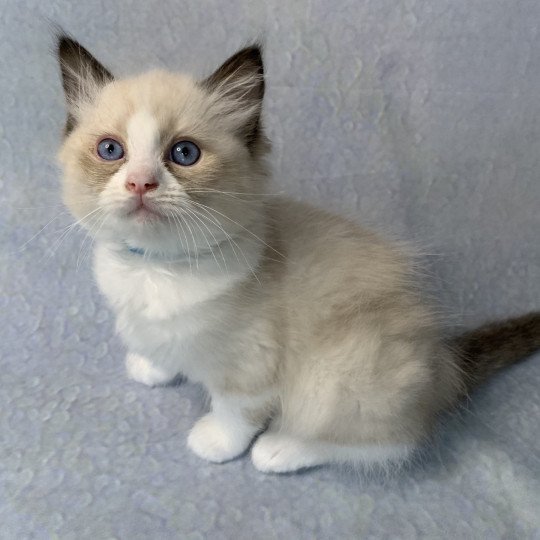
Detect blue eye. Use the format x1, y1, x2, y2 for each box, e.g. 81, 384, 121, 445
170, 140, 200, 166
97, 138, 124, 161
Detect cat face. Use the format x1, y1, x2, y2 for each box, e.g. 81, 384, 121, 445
57, 36, 268, 254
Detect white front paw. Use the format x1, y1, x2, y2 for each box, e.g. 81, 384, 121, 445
187, 414, 250, 463
125, 353, 176, 387
251, 433, 322, 473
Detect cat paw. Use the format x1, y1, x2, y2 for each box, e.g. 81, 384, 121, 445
125, 353, 176, 387
187, 414, 250, 463
251, 433, 325, 473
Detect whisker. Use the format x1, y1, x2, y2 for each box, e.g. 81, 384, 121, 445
76, 209, 107, 270
17, 212, 70, 253
190, 204, 261, 285
184, 187, 283, 199
42, 206, 104, 262
181, 207, 224, 272
181, 206, 228, 274
177, 207, 199, 270
169, 210, 193, 272
178, 208, 219, 272
189, 200, 285, 259
184, 188, 280, 202
186, 205, 242, 264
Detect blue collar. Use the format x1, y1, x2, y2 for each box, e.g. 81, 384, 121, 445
128, 246, 146, 256
125, 244, 188, 261
122, 236, 233, 263
123, 242, 206, 263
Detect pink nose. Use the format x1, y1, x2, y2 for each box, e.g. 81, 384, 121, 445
125, 174, 159, 194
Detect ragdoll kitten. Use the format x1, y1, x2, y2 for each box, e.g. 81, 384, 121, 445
56, 35, 540, 473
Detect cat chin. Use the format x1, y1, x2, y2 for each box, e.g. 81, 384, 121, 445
125, 207, 165, 224
109, 207, 168, 231
94, 215, 168, 244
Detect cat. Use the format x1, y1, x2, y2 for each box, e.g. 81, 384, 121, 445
56, 34, 540, 473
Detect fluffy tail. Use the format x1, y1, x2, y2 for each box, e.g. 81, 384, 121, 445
452, 312, 540, 392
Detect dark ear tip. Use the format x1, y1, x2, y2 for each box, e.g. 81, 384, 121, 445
47, 22, 70, 52
57, 34, 78, 56
55, 29, 114, 98
243, 43, 264, 68
245, 43, 263, 56
57, 35, 70, 47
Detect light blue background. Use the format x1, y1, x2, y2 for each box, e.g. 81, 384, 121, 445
1, 1, 539, 538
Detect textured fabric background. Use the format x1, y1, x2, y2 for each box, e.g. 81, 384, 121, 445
1, 1, 539, 538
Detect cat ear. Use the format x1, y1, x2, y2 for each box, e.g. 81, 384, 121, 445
57, 34, 114, 134
202, 44, 265, 149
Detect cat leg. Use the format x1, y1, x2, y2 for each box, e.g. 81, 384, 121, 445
251, 431, 329, 473
125, 353, 179, 387
187, 392, 273, 463
252, 431, 414, 473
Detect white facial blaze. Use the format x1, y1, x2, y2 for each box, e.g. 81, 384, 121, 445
98, 109, 173, 240
125, 110, 161, 177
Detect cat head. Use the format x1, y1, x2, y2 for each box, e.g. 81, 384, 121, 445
57, 34, 269, 255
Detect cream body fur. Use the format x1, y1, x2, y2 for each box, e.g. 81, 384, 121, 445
93, 199, 456, 471
56, 37, 539, 473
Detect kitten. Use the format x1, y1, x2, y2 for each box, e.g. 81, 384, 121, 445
56, 34, 540, 473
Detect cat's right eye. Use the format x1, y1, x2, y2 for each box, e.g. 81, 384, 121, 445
97, 138, 124, 161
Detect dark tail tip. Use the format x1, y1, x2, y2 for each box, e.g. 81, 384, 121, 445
452, 312, 540, 391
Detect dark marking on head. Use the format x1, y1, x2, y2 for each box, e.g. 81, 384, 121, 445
202, 44, 265, 151
78, 150, 123, 192
56, 33, 114, 135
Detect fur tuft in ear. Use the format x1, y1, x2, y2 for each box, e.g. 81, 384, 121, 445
202, 44, 265, 150
57, 34, 114, 135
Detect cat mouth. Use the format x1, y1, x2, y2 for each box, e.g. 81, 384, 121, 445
125, 200, 164, 221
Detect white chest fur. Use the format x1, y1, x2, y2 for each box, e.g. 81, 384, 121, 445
93, 241, 260, 383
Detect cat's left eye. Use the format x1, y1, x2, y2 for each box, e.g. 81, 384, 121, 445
169, 141, 201, 166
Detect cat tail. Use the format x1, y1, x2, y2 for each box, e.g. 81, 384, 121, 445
451, 312, 540, 392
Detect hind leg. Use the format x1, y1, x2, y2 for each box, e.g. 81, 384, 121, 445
188, 391, 274, 463
251, 376, 416, 474
251, 431, 329, 472
251, 430, 413, 473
